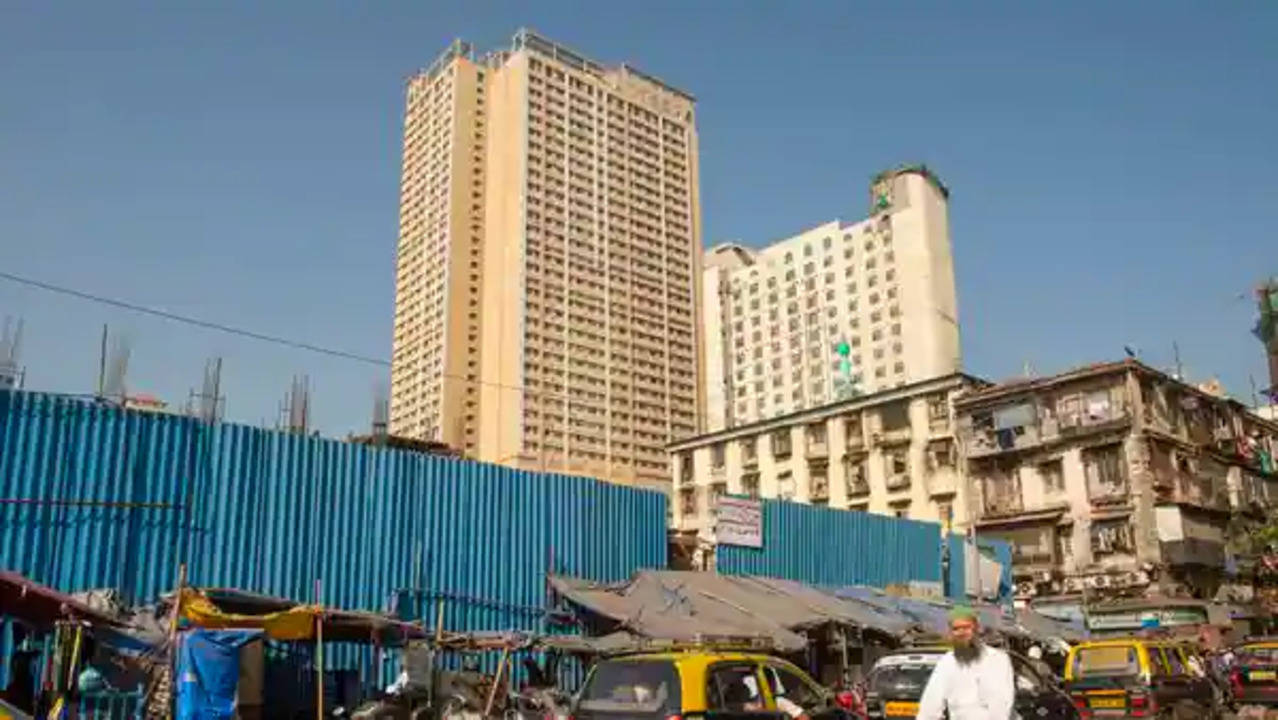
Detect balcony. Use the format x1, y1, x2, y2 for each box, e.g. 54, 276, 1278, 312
885, 472, 911, 492
806, 439, 828, 458
927, 472, 958, 498
982, 485, 1024, 517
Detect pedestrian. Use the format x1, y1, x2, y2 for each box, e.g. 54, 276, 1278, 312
916, 606, 1015, 720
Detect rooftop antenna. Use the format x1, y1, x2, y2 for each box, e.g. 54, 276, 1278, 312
1172, 342, 1183, 381
0, 316, 24, 390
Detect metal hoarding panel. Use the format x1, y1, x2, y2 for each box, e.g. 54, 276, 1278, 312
0, 388, 667, 633
715, 500, 942, 589
946, 533, 967, 599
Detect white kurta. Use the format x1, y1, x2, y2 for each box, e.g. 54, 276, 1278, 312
915, 646, 1015, 720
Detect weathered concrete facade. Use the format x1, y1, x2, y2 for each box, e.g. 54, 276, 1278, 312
669, 373, 986, 547
955, 360, 1278, 602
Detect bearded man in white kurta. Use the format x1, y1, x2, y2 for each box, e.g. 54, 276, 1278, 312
916, 607, 1015, 720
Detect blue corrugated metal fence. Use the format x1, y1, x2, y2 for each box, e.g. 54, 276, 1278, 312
715, 500, 945, 589
0, 390, 667, 683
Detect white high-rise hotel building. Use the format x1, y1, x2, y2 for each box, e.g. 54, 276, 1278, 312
702, 167, 961, 431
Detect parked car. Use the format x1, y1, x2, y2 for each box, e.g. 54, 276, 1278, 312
573, 649, 854, 720
863, 645, 1077, 720
1230, 638, 1278, 706
1064, 637, 1219, 718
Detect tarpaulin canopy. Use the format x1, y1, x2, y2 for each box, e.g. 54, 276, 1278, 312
180, 590, 316, 640
0, 571, 124, 629
1015, 608, 1088, 644
833, 586, 1027, 640
549, 571, 915, 652
177, 588, 426, 644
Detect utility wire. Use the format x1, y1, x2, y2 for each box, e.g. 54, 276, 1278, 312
0, 269, 390, 366
0, 269, 637, 407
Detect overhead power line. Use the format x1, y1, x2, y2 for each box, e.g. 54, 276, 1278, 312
0, 269, 596, 406
0, 270, 391, 367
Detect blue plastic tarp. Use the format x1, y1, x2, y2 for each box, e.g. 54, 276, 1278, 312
176, 629, 262, 720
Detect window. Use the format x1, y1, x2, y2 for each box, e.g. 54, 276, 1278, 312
937, 500, 953, 527
772, 430, 792, 457
927, 439, 955, 470
1090, 519, 1134, 556
807, 423, 826, 444
742, 438, 757, 461
764, 665, 820, 708
581, 659, 681, 715
846, 457, 868, 493
711, 443, 725, 469
1163, 648, 1187, 676
1040, 459, 1065, 493
1084, 444, 1126, 500
845, 414, 863, 443
1055, 525, 1074, 562
777, 470, 795, 500
888, 449, 909, 477
880, 401, 910, 432
1071, 646, 1139, 678
705, 663, 764, 713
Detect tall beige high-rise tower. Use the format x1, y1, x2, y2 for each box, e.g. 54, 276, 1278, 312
390, 30, 703, 490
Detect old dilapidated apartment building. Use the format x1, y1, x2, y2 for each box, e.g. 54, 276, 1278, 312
670, 373, 986, 547
955, 359, 1278, 605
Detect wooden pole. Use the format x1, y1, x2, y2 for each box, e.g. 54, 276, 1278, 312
165, 563, 187, 720
434, 598, 445, 642
315, 578, 324, 720
483, 646, 511, 718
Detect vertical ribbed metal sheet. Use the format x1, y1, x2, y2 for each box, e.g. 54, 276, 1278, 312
715, 500, 944, 589
946, 533, 967, 599
0, 389, 667, 627
945, 533, 1014, 606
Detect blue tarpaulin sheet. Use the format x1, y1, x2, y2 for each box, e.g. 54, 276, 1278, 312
176, 629, 262, 720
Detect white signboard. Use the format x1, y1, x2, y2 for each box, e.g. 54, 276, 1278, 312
716, 497, 763, 548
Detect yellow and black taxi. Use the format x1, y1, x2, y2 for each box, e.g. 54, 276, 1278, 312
1063, 638, 1218, 718
573, 649, 853, 720
1229, 638, 1278, 706
862, 646, 1076, 720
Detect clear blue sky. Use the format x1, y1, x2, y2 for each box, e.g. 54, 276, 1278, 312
1, 2, 1275, 434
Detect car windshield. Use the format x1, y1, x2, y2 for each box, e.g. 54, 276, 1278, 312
1239, 646, 1278, 665
869, 663, 936, 698
579, 659, 681, 715
1073, 646, 1140, 677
